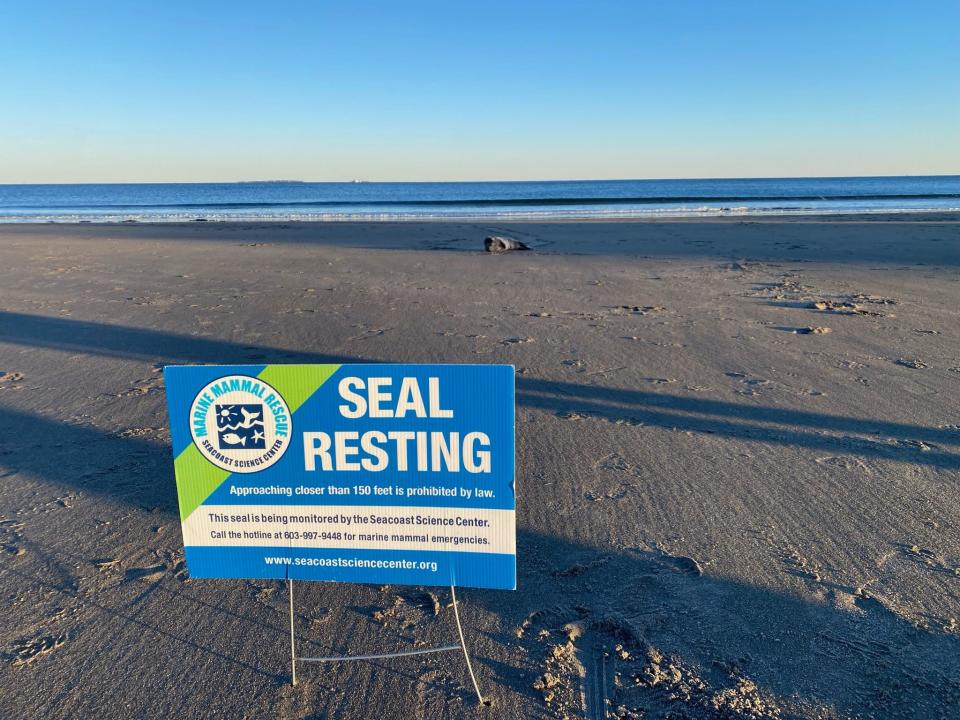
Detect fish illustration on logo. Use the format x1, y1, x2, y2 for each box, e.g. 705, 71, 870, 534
220, 432, 247, 446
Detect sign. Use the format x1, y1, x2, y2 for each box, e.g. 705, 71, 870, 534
164, 364, 516, 590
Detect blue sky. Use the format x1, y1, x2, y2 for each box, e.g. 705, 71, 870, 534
1, 1, 957, 182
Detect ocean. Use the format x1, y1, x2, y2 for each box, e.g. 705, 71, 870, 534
1, 176, 958, 223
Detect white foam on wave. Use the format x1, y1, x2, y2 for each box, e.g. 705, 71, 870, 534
2, 205, 959, 224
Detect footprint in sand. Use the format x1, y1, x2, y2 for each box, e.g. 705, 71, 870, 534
371, 590, 443, 631
247, 582, 284, 612
898, 544, 960, 577
0, 518, 26, 556
896, 439, 934, 452
307, 607, 332, 627
414, 669, 471, 714
654, 552, 703, 577
117, 375, 164, 398
123, 564, 167, 583
556, 410, 593, 421
553, 557, 610, 578
7, 633, 69, 666
815, 455, 873, 474
616, 305, 667, 315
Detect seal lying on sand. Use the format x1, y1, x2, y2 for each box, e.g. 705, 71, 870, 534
484, 236, 530, 253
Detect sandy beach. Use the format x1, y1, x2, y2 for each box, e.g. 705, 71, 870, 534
1, 217, 959, 719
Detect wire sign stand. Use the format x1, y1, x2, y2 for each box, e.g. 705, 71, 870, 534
287, 579, 489, 706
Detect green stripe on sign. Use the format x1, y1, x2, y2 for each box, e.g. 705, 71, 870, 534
174, 444, 231, 521
257, 363, 340, 413
174, 363, 341, 521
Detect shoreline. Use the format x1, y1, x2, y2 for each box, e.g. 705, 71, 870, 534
2, 210, 960, 227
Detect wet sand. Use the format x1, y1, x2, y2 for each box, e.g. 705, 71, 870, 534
0, 217, 959, 719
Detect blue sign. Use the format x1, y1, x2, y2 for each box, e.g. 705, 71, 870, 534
164, 364, 516, 590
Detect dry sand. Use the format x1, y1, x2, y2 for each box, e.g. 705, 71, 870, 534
0, 217, 959, 719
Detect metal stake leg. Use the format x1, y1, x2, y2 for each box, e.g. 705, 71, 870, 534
287, 581, 485, 705
450, 585, 487, 706
288, 578, 297, 686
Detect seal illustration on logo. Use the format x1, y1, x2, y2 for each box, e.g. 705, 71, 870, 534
189, 375, 291, 473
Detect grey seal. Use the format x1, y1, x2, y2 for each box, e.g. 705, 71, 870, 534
484, 236, 530, 253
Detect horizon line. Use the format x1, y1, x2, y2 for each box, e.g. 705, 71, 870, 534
2, 172, 959, 187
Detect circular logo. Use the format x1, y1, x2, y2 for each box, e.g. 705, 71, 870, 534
189, 375, 291, 473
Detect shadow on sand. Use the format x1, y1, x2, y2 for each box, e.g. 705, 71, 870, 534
1, 310, 959, 715
0, 310, 957, 475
